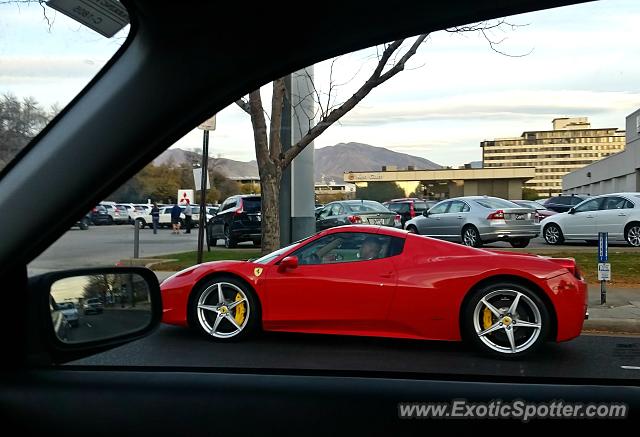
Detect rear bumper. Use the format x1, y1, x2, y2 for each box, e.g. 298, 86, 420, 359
479, 224, 540, 241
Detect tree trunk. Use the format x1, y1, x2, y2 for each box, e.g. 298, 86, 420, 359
260, 169, 281, 254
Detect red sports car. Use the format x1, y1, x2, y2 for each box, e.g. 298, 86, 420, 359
161, 225, 588, 357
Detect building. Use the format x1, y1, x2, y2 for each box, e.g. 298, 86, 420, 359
563, 109, 640, 195
481, 117, 625, 196
344, 166, 535, 199
314, 182, 356, 201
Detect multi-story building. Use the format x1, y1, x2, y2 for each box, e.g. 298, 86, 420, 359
481, 117, 625, 196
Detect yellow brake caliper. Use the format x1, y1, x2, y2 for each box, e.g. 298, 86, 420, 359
483, 307, 493, 330
234, 293, 246, 325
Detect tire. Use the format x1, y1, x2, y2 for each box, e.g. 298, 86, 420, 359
543, 223, 564, 245
509, 238, 530, 248
625, 222, 640, 247
406, 225, 418, 234
135, 218, 146, 229
79, 219, 89, 230
461, 225, 482, 247
461, 281, 550, 358
188, 276, 260, 341
107, 216, 114, 225
224, 227, 237, 248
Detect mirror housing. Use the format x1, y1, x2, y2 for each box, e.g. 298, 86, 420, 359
568, 207, 576, 214
422, 210, 430, 217
278, 256, 299, 272
30, 267, 162, 364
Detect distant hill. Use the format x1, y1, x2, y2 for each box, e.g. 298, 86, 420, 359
155, 142, 441, 182
315, 142, 441, 182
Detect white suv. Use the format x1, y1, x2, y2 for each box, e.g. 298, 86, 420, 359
541, 192, 640, 246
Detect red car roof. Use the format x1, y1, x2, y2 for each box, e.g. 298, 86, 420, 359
321, 225, 409, 238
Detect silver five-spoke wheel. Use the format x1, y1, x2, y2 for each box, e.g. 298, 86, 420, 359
196, 281, 251, 339
626, 224, 640, 247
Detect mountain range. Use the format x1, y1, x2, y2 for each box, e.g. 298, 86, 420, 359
154, 142, 441, 182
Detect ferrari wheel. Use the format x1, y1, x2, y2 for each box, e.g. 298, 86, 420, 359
462, 282, 550, 358
189, 276, 260, 340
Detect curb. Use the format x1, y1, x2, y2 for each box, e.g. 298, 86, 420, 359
116, 258, 177, 269
582, 318, 640, 334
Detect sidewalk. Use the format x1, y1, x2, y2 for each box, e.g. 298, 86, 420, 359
150, 270, 640, 335
584, 285, 640, 334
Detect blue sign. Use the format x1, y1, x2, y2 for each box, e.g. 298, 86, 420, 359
598, 232, 608, 262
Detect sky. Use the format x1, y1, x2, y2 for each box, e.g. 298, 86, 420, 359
1, 0, 639, 167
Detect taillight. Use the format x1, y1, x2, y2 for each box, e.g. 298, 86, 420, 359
409, 204, 415, 218
347, 215, 363, 224
549, 258, 582, 279
92, 207, 97, 213
487, 209, 505, 220
394, 214, 402, 226
534, 212, 542, 223
234, 199, 244, 215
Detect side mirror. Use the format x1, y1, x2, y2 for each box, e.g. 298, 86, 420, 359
278, 256, 299, 272
568, 207, 575, 214
31, 267, 161, 364
422, 210, 430, 217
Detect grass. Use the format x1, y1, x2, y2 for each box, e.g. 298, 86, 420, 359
148, 249, 261, 271
498, 249, 640, 287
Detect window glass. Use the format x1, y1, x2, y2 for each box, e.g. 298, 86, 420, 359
428, 201, 449, 214
292, 233, 399, 265
574, 198, 601, 213
602, 196, 628, 210
448, 201, 468, 213
345, 201, 389, 213
473, 198, 520, 209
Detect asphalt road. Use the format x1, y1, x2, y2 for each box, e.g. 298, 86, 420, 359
66, 309, 152, 343
71, 325, 640, 379
28, 225, 255, 275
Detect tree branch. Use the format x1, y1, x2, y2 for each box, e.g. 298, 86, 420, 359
281, 34, 428, 168
234, 98, 251, 115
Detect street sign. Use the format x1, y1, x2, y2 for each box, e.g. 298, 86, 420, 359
177, 189, 194, 205
198, 115, 217, 131
598, 232, 608, 262
193, 168, 211, 191
597, 263, 611, 281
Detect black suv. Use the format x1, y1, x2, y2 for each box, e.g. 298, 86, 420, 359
206, 195, 262, 248
382, 198, 437, 227
543, 194, 589, 213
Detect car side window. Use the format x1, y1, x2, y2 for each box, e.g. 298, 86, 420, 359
318, 206, 331, 220
428, 201, 449, 215
602, 197, 629, 210
222, 200, 237, 211
574, 198, 601, 213
448, 201, 468, 213
291, 232, 398, 265
329, 204, 343, 216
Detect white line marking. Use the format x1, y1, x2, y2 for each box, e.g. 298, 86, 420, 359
620, 366, 640, 370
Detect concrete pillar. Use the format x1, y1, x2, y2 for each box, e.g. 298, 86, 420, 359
507, 179, 522, 199
279, 68, 316, 246
463, 180, 478, 196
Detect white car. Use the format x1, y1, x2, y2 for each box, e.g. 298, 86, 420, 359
134, 205, 212, 229
57, 302, 79, 328
541, 192, 640, 247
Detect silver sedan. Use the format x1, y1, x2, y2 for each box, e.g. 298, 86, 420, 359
404, 196, 539, 248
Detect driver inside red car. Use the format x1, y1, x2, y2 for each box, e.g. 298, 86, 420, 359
358, 237, 381, 260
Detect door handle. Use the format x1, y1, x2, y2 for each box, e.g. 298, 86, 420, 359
618, 213, 626, 217
457, 216, 463, 219
586, 215, 594, 218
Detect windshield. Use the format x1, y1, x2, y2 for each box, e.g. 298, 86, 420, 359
0, 3, 129, 176
252, 241, 303, 264
345, 201, 389, 212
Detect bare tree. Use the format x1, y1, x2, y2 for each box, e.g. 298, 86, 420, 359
235, 20, 526, 253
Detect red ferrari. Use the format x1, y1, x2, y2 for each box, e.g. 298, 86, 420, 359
161, 225, 588, 357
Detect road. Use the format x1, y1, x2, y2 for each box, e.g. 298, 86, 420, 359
66, 309, 151, 343
28, 225, 255, 275
72, 325, 640, 379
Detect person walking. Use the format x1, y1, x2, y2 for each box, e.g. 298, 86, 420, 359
170, 202, 182, 234
183, 199, 193, 234
151, 203, 160, 234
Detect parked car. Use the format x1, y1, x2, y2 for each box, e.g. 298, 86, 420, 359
404, 196, 538, 248
100, 202, 129, 224
73, 212, 91, 230
57, 302, 79, 328
161, 225, 587, 358
510, 200, 557, 223
83, 297, 104, 315
383, 198, 437, 227
207, 195, 262, 248
542, 194, 589, 213
135, 205, 211, 229
49, 296, 70, 342
541, 192, 640, 246
315, 200, 401, 231
90, 205, 112, 225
